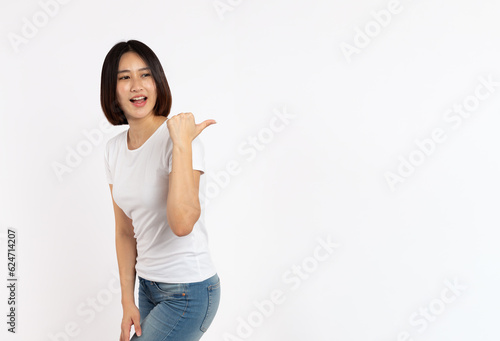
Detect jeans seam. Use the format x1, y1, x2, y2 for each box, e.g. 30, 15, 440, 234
163, 285, 189, 340
200, 278, 219, 332
142, 281, 155, 304
200, 288, 212, 332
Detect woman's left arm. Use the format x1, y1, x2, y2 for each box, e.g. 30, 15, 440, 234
166, 112, 216, 236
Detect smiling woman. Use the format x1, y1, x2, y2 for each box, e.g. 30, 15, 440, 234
100, 40, 171, 126
100, 40, 220, 341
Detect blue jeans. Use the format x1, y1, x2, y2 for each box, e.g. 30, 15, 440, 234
130, 273, 221, 340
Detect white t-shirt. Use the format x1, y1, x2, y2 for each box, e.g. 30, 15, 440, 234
104, 119, 217, 283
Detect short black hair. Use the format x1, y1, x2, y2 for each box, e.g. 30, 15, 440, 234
100, 40, 172, 125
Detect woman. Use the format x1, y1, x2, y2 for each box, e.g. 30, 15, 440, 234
101, 40, 221, 340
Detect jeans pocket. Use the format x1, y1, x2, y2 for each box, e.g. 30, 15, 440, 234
152, 282, 188, 317
200, 278, 221, 332
153, 282, 186, 297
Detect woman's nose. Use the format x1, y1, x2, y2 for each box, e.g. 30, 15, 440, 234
130, 77, 143, 92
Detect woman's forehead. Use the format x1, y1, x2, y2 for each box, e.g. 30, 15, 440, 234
118, 52, 148, 69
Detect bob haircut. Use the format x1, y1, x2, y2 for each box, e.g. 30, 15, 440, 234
100, 40, 172, 125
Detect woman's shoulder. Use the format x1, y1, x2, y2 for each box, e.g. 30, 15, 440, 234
105, 129, 127, 152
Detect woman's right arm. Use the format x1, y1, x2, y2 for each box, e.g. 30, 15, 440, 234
109, 184, 142, 339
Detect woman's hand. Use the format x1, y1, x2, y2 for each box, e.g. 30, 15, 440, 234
120, 302, 142, 340
167, 112, 216, 147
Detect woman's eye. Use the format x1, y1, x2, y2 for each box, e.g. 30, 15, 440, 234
117, 74, 149, 80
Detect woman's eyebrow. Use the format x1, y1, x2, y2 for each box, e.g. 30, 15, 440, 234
117, 67, 151, 74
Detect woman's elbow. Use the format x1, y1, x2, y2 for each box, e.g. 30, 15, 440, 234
171, 222, 195, 237
168, 208, 201, 237
172, 226, 193, 237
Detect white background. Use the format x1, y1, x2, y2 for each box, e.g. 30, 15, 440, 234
1, 0, 499, 340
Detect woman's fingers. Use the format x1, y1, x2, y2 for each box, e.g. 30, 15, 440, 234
133, 313, 142, 336
119, 305, 141, 339
194, 119, 217, 139
167, 113, 216, 143
121, 319, 131, 340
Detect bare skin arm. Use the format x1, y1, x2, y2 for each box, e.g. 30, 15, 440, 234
167, 145, 202, 236
166, 113, 215, 236
109, 184, 142, 340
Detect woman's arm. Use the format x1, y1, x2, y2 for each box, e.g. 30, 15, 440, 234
109, 185, 142, 339
167, 143, 202, 236
166, 112, 215, 237
110, 184, 137, 304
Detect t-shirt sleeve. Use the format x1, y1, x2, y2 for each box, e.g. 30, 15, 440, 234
104, 140, 113, 184
168, 136, 205, 175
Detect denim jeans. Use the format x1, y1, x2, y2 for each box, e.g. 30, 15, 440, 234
130, 273, 221, 340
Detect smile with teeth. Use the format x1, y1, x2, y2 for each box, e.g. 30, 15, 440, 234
130, 96, 147, 106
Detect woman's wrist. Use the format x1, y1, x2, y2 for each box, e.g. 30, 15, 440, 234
121, 298, 136, 307
172, 139, 192, 151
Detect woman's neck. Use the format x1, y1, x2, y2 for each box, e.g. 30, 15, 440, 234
127, 115, 167, 148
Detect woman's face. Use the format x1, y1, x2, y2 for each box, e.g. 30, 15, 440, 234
115, 51, 157, 121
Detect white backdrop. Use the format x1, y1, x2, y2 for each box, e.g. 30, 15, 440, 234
1, 0, 499, 340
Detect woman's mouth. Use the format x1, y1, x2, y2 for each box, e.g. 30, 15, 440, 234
130, 96, 147, 107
